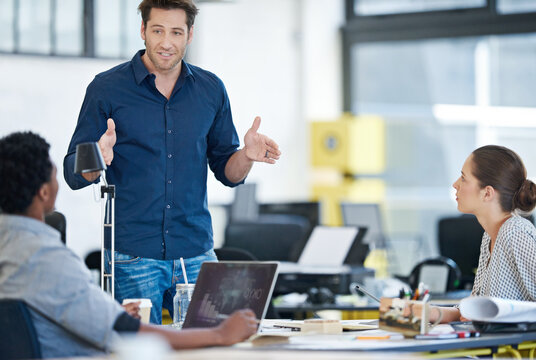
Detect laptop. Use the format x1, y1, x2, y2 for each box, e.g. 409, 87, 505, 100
278, 226, 368, 274
182, 261, 278, 329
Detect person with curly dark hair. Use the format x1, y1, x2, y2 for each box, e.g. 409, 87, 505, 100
0, 132, 257, 358
0, 131, 56, 216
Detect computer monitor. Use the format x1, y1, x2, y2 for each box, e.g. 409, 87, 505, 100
259, 201, 322, 259
259, 201, 321, 234
340, 202, 385, 246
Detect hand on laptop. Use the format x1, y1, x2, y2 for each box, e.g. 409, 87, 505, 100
215, 309, 258, 345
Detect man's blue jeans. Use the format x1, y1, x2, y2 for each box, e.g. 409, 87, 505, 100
104, 249, 217, 324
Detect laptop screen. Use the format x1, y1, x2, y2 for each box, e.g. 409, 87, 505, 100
182, 262, 278, 329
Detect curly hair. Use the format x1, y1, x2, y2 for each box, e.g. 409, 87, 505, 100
0, 132, 52, 214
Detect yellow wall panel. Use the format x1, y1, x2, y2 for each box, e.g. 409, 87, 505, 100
310, 115, 385, 174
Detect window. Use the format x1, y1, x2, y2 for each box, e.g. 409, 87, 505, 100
353, 0, 485, 16
0, 0, 143, 58
342, 0, 536, 269
95, 0, 144, 58
498, 0, 536, 14
18, 0, 52, 54
0, 0, 15, 52
55, 0, 83, 55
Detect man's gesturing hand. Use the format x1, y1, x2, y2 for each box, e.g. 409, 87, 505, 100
244, 117, 281, 164
99, 118, 116, 165
81, 118, 116, 182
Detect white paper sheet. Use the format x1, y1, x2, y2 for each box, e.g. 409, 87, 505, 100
460, 296, 536, 323
298, 226, 359, 266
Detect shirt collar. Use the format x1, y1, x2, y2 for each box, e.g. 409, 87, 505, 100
132, 50, 151, 85
132, 50, 196, 85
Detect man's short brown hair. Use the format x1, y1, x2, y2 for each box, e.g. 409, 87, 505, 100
138, 0, 199, 30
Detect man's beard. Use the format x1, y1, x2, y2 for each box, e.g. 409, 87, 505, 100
146, 45, 187, 72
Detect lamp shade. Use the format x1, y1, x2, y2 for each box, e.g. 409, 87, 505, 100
74, 142, 107, 174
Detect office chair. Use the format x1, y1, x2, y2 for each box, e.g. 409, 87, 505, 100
224, 214, 309, 261
214, 247, 258, 261
408, 256, 462, 294
0, 299, 42, 359
259, 201, 322, 258
438, 214, 483, 289
44, 211, 66, 244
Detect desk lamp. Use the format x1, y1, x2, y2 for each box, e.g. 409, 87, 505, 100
74, 142, 115, 298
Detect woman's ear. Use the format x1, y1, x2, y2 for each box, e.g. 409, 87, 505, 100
482, 185, 496, 202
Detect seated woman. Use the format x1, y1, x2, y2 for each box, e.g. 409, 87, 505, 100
433, 145, 536, 323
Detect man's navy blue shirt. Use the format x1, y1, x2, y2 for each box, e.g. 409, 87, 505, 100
64, 50, 242, 260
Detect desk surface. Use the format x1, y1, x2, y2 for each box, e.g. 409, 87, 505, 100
254, 331, 536, 353
54, 348, 423, 360
52, 331, 536, 360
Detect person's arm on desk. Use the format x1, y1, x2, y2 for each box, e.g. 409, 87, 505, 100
429, 306, 463, 323
139, 309, 257, 349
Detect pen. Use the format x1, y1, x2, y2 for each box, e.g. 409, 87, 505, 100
422, 293, 430, 303
415, 333, 458, 340
415, 331, 480, 340
421, 289, 429, 300
456, 331, 480, 338
354, 284, 381, 303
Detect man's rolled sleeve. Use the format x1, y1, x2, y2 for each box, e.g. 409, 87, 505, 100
64, 79, 111, 190
207, 83, 242, 187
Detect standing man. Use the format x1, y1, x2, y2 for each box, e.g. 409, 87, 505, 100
64, 0, 281, 324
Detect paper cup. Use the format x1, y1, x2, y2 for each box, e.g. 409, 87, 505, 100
123, 298, 152, 324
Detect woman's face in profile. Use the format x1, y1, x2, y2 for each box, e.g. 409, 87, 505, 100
453, 155, 484, 214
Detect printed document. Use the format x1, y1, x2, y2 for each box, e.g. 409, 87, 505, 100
460, 296, 536, 323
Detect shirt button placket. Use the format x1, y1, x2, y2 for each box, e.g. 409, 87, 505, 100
164, 101, 173, 260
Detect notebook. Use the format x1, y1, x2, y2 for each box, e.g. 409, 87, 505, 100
182, 261, 279, 329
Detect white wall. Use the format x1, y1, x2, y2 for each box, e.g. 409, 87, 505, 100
0, 0, 344, 258
0, 55, 125, 258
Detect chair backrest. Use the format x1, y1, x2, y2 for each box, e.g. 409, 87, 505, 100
438, 214, 483, 287
408, 256, 462, 293
0, 299, 42, 359
85, 250, 101, 270
259, 201, 321, 258
44, 211, 66, 244
224, 214, 309, 261
340, 203, 385, 246
214, 247, 258, 261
